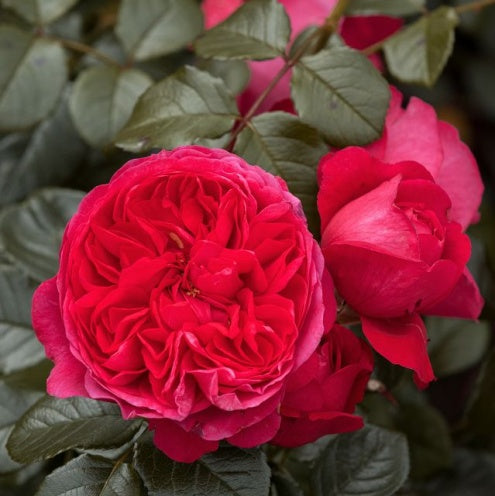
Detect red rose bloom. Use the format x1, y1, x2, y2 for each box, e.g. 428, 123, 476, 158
32, 146, 334, 462
318, 147, 484, 386
272, 324, 373, 447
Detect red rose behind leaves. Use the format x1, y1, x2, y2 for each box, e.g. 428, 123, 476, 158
318, 147, 484, 387
272, 324, 374, 447
201, 0, 402, 114
32, 146, 344, 462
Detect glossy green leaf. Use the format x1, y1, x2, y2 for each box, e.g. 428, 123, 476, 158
0, 26, 67, 130
134, 438, 271, 496
383, 7, 459, 86
271, 468, 304, 496
466, 346, 495, 435
195, 0, 290, 60
116, 66, 238, 152
115, 0, 203, 61
396, 398, 453, 479
292, 47, 389, 147
199, 59, 250, 96
346, 0, 425, 16
311, 425, 409, 496
0, 188, 84, 281
69, 66, 152, 148
233, 112, 327, 236
36, 455, 144, 496
0, 365, 48, 474
0, 266, 44, 375
1, 0, 78, 24
7, 396, 143, 463
420, 449, 495, 496
427, 317, 490, 377
0, 89, 87, 207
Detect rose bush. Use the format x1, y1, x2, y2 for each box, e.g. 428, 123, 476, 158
272, 324, 374, 447
31, 146, 378, 462
201, 0, 402, 113
318, 142, 484, 386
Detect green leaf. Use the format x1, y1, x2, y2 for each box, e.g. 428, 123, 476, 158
134, 438, 271, 496
69, 65, 152, 148
419, 449, 495, 496
346, 0, 425, 16
0, 89, 87, 207
427, 317, 490, 377
1, 0, 78, 24
292, 47, 389, 147
195, 0, 290, 60
466, 346, 495, 435
116, 66, 239, 152
199, 58, 250, 96
383, 7, 459, 87
0, 266, 44, 375
271, 467, 304, 496
115, 0, 203, 62
0, 365, 48, 474
0, 188, 84, 281
7, 396, 143, 463
36, 454, 144, 496
233, 112, 327, 236
0, 26, 67, 130
395, 398, 452, 479
311, 425, 409, 496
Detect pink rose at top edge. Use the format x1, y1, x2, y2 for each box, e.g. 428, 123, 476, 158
31, 145, 376, 462
317, 89, 484, 386
201, 0, 403, 114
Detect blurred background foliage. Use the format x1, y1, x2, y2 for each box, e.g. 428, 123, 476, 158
0, 0, 494, 495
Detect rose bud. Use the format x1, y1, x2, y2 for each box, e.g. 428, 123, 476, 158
32, 146, 336, 462
272, 324, 374, 447
317, 146, 484, 387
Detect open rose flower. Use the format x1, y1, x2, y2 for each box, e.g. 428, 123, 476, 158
272, 324, 373, 447
32, 146, 338, 462
202, 0, 402, 114
318, 146, 484, 386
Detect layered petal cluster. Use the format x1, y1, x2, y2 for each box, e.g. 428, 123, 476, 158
32, 146, 357, 462
272, 324, 373, 447
201, 0, 402, 114
318, 147, 484, 386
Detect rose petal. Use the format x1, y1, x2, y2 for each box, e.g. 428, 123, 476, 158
32, 278, 88, 398
325, 175, 420, 260
149, 418, 219, 463
340, 15, 403, 50
228, 409, 281, 448
361, 314, 435, 387
318, 147, 433, 225
271, 411, 363, 447
436, 121, 484, 229
324, 244, 461, 318
422, 268, 484, 319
